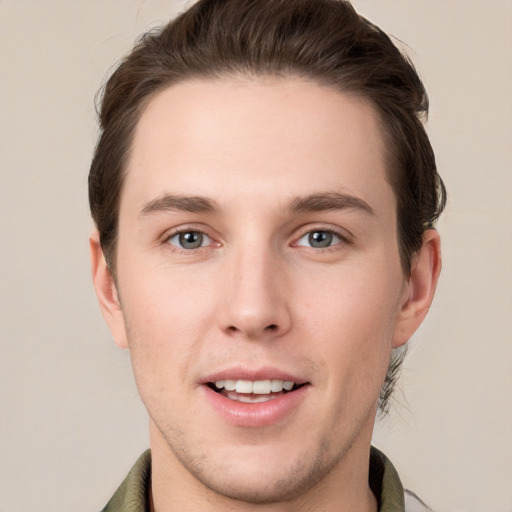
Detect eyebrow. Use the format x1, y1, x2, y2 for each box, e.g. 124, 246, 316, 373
139, 194, 220, 218
287, 192, 375, 216
138, 191, 375, 219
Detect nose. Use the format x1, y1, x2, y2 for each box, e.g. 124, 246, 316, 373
217, 245, 292, 341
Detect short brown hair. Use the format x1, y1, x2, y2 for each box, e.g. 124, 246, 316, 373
89, 0, 446, 412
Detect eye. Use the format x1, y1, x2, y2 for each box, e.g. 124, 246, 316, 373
295, 230, 343, 249
167, 230, 212, 250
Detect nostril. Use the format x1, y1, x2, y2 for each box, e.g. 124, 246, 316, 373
224, 323, 279, 336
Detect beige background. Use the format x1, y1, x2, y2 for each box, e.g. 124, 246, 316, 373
1, 1, 511, 511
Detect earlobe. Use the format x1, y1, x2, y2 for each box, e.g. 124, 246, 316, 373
89, 230, 129, 349
392, 229, 442, 348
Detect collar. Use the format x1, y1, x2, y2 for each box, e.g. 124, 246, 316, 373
101, 446, 407, 512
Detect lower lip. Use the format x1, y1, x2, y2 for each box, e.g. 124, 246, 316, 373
202, 385, 310, 428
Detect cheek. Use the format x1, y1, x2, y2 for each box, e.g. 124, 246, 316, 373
120, 250, 216, 326
297, 260, 402, 387
117, 257, 219, 381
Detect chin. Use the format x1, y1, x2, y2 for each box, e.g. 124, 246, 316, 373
170, 435, 343, 505
191, 461, 329, 504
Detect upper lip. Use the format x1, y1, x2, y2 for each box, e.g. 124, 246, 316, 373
200, 367, 309, 386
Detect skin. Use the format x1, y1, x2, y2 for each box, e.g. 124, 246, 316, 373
91, 77, 441, 512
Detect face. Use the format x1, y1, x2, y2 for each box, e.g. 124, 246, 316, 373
96, 77, 425, 505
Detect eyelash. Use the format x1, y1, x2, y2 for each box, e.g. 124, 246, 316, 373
292, 226, 352, 251
164, 227, 217, 253
162, 226, 352, 253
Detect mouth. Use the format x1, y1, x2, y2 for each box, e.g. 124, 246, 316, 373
206, 379, 307, 403
201, 372, 310, 427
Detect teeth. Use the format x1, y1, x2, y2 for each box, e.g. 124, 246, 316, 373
235, 380, 253, 393
224, 379, 236, 391
252, 380, 272, 394
214, 379, 295, 394
283, 381, 294, 391
229, 392, 276, 403
271, 379, 284, 392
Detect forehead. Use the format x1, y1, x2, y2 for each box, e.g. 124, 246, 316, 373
123, 76, 394, 218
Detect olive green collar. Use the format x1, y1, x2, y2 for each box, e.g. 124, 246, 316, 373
369, 446, 405, 511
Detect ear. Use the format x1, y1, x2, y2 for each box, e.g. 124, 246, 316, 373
89, 230, 129, 349
392, 229, 442, 348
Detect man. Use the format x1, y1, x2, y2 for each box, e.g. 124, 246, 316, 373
89, 1, 445, 510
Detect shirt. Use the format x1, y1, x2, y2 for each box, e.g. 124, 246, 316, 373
101, 447, 430, 511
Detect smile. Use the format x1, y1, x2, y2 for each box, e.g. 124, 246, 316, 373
209, 379, 302, 403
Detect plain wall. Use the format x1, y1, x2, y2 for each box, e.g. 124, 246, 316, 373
0, 1, 510, 511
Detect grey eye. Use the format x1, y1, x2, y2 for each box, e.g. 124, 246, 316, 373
296, 230, 341, 248
168, 231, 210, 249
